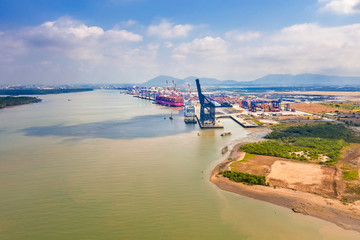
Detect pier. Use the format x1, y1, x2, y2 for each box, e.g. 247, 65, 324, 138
133, 95, 155, 101
195, 111, 224, 128
217, 114, 258, 128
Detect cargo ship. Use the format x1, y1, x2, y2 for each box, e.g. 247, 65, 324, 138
155, 94, 184, 107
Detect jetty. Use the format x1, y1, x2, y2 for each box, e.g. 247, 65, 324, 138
217, 114, 258, 128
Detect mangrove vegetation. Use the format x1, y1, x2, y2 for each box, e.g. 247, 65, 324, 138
220, 170, 267, 186
0, 96, 41, 109
241, 123, 353, 163
0, 88, 93, 95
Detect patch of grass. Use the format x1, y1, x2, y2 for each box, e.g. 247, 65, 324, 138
230, 153, 256, 170
341, 165, 352, 171
320, 159, 337, 166
251, 118, 261, 125
240, 153, 255, 162
322, 102, 360, 111
343, 171, 359, 181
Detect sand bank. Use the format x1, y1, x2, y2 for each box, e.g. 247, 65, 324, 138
211, 127, 360, 233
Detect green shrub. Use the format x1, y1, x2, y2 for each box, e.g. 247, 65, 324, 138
221, 170, 267, 186
343, 171, 359, 181
241, 123, 350, 162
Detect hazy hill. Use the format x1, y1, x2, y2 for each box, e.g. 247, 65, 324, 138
246, 74, 360, 86
142, 75, 239, 87
142, 73, 360, 87
141, 75, 184, 87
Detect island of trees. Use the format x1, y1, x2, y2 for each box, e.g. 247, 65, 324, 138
0, 88, 93, 95
0, 96, 42, 109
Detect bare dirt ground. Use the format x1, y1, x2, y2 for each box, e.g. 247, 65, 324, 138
291, 102, 348, 114
267, 160, 336, 198
231, 155, 337, 198
268, 161, 323, 185
231, 154, 279, 176
337, 144, 360, 203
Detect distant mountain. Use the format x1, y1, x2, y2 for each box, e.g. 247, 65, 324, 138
246, 74, 360, 86
141, 75, 183, 87
142, 75, 239, 87
142, 73, 360, 87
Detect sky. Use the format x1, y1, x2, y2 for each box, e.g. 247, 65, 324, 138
1, 0, 360, 85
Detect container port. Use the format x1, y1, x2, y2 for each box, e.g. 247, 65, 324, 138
127, 79, 356, 129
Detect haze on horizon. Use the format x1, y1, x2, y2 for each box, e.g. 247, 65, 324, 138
1, 0, 360, 85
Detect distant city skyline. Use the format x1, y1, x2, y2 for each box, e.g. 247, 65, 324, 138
1, 0, 360, 84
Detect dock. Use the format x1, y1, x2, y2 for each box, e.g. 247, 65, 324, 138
133, 95, 155, 101
195, 107, 224, 128
217, 114, 258, 128
196, 114, 224, 128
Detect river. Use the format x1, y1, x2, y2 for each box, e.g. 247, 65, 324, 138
0, 90, 358, 239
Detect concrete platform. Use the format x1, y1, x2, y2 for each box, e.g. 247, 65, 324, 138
196, 115, 224, 129
217, 114, 258, 128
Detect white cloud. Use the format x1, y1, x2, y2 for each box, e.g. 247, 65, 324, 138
23, 17, 142, 49
0, 17, 153, 84
225, 31, 261, 41
319, 0, 360, 14
103, 29, 143, 42
147, 20, 193, 39
174, 36, 227, 55
164, 41, 174, 48
166, 23, 360, 80
2, 16, 360, 84
234, 23, 360, 77
271, 23, 360, 47
29, 17, 104, 41
171, 54, 186, 60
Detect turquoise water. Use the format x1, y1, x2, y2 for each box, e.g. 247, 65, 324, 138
0, 90, 359, 239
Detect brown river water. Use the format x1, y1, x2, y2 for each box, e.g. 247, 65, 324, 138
0, 90, 359, 239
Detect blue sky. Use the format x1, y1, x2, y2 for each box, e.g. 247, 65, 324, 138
1, 0, 360, 84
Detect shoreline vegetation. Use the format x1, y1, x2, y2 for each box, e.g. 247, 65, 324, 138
211, 124, 360, 232
0, 88, 93, 95
0, 88, 94, 109
0, 96, 42, 109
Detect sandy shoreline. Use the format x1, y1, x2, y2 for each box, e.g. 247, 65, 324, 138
211, 127, 360, 233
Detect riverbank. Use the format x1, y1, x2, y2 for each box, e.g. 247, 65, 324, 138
0, 96, 41, 109
211, 127, 360, 233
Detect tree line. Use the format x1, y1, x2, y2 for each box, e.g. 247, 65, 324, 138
241, 123, 352, 163
0, 96, 41, 109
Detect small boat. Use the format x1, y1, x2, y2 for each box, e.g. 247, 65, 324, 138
220, 132, 231, 136
169, 112, 173, 120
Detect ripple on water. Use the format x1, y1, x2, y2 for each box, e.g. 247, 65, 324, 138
19, 114, 198, 140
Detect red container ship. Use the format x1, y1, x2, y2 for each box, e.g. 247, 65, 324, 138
155, 94, 184, 107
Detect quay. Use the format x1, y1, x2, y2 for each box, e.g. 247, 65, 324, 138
133, 95, 155, 101
217, 114, 258, 128
195, 106, 223, 128
195, 113, 224, 128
